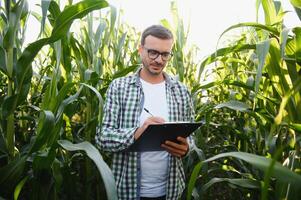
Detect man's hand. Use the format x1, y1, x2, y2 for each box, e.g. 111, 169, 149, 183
134, 117, 165, 140
161, 137, 189, 157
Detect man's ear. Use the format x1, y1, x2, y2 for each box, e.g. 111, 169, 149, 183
138, 45, 143, 55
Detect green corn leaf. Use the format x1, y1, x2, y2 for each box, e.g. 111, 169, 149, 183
32, 146, 57, 171
256, 0, 262, 22
191, 81, 220, 94
275, 77, 301, 124
16, 69, 32, 106
69, 34, 81, 60
49, 0, 109, 43
0, 133, 8, 156
52, 159, 63, 191
56, 86, 83, 120
39, 0, 52, 36
53, 83, 74, 113
261, 0, 278, 25
47, 1, 61, 26
114, 33, 127, 68
40, 46, 60, 111
15, 0, 108, 112
198, 44, 256, 81
0, 45, 7, 74
293, 6, 301, 21
84, 69, 99, 86
223, 79, 254, 91
284, 39, 299, 89
3, 0, 25, 49
186, 162, 203, 200
71, 35, 89, 68
265, 38, 299, 122
54, 40, 61, 79
255, 39, 270, 94
112, 64, 139, 79
1, 95, 17, 119
0, 156, 27, 190
289, 123, 301, 131
293, 27, 301, 64
214, 100, 250, 112
0, 9, 8, 25
29, 110, 55, 154
290, 0, 301, 8
219, 22, 279, 42
160, 19, 172, 33
109, 5, 117, 36
58, 140, 118, 200
80, 83, 103, 120
94, 20, 107, 53
14, 176, 28, 200
16, 38, 49, 106
187, 151, 301, 200
202, 178, 261, 193
205, 152, 301, 186
280, 28, 290, 59
61, 37, 72, 80
47, 118, 64, 148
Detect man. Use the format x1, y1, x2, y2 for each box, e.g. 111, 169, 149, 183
96, 25, 195, 200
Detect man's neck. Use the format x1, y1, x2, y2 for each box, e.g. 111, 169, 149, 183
139, 67, 165, 84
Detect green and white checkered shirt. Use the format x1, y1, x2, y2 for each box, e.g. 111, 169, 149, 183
96, 67, 195, 200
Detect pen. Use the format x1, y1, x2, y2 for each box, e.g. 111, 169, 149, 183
143, 108, 153, 116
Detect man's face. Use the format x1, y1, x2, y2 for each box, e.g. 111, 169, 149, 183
139, 35, 173, 76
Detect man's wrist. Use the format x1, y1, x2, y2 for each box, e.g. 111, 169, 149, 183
134, 126, 144, 140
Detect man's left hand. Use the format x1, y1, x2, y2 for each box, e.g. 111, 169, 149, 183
161, 137, 189, 157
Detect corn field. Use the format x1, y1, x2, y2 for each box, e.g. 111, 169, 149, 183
0, 0, 300, 199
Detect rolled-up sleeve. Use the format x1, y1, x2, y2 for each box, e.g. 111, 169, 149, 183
95, 80, 138, 152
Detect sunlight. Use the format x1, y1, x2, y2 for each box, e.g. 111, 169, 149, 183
26, 0, 300, 61
107, 0, 300, 60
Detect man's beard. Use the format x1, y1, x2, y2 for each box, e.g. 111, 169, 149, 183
142, 60, 164, 75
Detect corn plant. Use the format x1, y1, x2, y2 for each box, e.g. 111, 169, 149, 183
161, 1, 200, 90
0, 0, 118, 199
3, 0, 300, 199
187, 0, 301, 199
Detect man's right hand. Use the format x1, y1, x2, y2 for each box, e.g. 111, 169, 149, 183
134, 117, 165, 140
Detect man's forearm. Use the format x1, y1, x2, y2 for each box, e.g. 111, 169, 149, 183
98, 126, 138, 152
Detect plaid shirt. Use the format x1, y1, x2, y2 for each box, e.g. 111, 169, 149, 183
96, 68, 195, 200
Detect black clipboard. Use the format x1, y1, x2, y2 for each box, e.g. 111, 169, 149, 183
127, 122, 202, 152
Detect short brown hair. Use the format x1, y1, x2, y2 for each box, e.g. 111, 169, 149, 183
141, 25, 173, 45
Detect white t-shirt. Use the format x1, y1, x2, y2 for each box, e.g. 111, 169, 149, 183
139, 78, 169, 197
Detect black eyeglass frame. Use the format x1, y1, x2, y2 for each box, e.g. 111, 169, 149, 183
143, 46, 173, 61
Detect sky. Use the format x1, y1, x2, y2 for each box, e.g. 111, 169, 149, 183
26, 0, 300, 61
107, 0, 300, 60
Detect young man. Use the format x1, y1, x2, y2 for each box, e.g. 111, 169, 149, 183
96, 25, 195, 200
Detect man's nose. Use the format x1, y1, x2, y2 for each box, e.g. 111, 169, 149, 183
155, 54, 164, 63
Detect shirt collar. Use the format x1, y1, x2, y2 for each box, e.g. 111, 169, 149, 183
130, 65, 176, 88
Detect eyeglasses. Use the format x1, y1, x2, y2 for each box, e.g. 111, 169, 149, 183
143, 46, 173, 61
